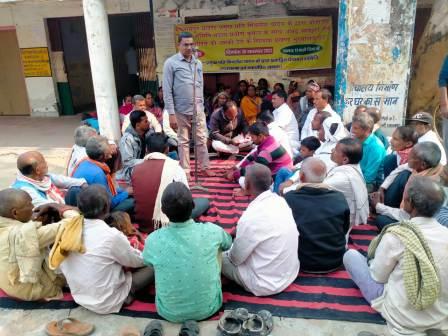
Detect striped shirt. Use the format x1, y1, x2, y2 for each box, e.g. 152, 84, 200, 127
234, 135, 293, 179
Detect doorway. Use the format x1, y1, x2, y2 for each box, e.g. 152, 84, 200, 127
0, 29, 30, 115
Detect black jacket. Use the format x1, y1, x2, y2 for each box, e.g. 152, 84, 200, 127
284, 186, 350, 272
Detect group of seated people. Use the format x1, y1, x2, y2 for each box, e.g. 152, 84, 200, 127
2, 77, 448, 335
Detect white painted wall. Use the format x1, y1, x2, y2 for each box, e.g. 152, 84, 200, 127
0, 0, 150, 116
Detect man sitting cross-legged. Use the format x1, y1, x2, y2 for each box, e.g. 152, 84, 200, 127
72, 135, 134, 213
12, 151, 87, 208
131, 133, 209, 233
325, 137, 369, 228
222, 164, 299, 296
60, 185, 153, 314
142, 182, 232, 322
344, 176, 448, 336
284, 158, 350, 273
0, 188, 78, 301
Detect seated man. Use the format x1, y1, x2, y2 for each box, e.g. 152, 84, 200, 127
272, 90, 300, 157
72, 135, 134, 213
284, 158, 350, 273
142, 182, 232, 322
325, 138, 369, 227
131, 133, 209, 233
60, 185, 153, 314
209, 100, 250, 155
344, 176, 448, 336
366, 107, 389, 150
408, 111, 447, 165
12, 151, 86, 207
67, 125, 97, 176
121, 94, 162, 134
117, 110, 150, 182
373, 142, 443, 229
222, 164, 299, 296
257, 109, 292, 158
0, 189, 75, 301
351, 112, 386, 192
226, 122, 293, 184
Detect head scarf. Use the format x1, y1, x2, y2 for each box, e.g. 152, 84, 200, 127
322, 117, 348, 143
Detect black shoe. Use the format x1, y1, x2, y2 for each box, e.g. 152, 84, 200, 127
179, 320, 199, 336
144, 320, 163, 336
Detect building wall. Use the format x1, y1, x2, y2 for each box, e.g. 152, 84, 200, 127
0, 0, 150, 116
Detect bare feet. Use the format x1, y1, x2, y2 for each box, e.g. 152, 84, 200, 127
233, 188, 248, 197
199, 169, 217, 177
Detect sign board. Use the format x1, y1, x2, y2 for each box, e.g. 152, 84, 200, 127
21, 47, 52, 77
175, 16, 332, 73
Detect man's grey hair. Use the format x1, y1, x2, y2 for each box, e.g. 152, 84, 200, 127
85, 135, 109, 161
352, 112, 374, 132
406, 176, 445, 217
132, 94, 145, 105
74, 125, 97, 147
301, 157, 327, 183
412, 142, 441, 168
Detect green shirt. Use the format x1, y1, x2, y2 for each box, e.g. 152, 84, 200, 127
142, 219, 232, 322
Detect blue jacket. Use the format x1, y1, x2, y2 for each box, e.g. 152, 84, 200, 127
439, 56, 448, 88
360, 134, 386, 184
73, 160, 128, 209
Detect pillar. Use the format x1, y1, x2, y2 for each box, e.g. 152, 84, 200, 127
82, 0, 121, 142
334, 0, 417, 133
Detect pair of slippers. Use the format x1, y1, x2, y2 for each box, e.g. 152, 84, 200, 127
142, 320, 199, 336
217, 308, 273, 336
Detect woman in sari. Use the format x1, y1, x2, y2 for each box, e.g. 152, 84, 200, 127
240, 84, 262, 125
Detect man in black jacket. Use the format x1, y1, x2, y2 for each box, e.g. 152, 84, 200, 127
284, 157, 350, 273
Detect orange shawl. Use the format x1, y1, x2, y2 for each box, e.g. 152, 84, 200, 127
241, 96, 261, 125
71, 158, 117, 196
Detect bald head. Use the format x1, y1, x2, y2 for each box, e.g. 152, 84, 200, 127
17, 151, 47, 179
0, 188, 33, 222
300, 158, 327, 183
245, 164, 272, 195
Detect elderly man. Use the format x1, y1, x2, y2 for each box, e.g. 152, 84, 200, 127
12, 151, 86, 207
297, 81, 320, 134
301, 89, 340, 141
407, 112, 447, 165
325, 137, 369, 227
163, 32, 213, 179
132, 133, 209, 233
284, 158, 350, 273
209, 100, 249, 155
351, 112, 386, 192
116, 110, 150, 182
60, 185, 152, 314
344, 176, 448, 336
121, 94, 162, 134
72, 136, 134, 213
373, 142, 444, 229
142, 182, 232, 322
272, 90, 300, 157
67, 125, 97, 176
222, 164, 299, 296
0, 189, 76, 301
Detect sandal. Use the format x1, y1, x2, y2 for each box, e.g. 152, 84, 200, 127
217, 312, 242, 336
120, 325, 140, 336
45, 318, 94, 336
179, 320, 199, 336
256, 310, 273, 336
143, 320, 163, 336
241, 315, 264, 336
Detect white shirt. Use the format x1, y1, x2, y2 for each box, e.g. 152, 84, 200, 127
273, 103, 300, 156
227, 190, 300, 296
418, 130, 447, 165
60, 219, 144, 314
325, 164, 369, 227
67, 145, 87, 177
267, 121, 293, 158
162, 109, 178, 141
370, 217, 448, 335
121, 111, 162, 134
301, 104, 340, 141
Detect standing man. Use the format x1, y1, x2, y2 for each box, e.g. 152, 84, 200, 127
163, 32, 213, 180
439, 55, 448, 154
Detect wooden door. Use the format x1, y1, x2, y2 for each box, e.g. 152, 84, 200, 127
0, 30, 30, 115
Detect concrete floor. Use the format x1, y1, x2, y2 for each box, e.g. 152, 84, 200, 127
0, 116, 391, 336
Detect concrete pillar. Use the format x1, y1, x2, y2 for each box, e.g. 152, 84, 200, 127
82, 0, 121, 142
334, 0, 417, 132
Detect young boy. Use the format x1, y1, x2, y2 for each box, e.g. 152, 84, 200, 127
273, 136, 321, 194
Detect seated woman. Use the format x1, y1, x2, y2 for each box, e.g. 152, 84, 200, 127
240, 85, 262, 125
142, 182, 232, 322
383, 126, 418, 178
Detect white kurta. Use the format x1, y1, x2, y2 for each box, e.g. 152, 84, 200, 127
268, 121, 293, 158
227, 190, 300, 296
60, 219, 144, 314
301, 104, 340, 141
273, 103, 300, 156
418, 130, 447, 165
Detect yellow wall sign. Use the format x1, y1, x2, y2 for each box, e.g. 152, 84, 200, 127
21, 47, 52, 77
175, 16, 332, 73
